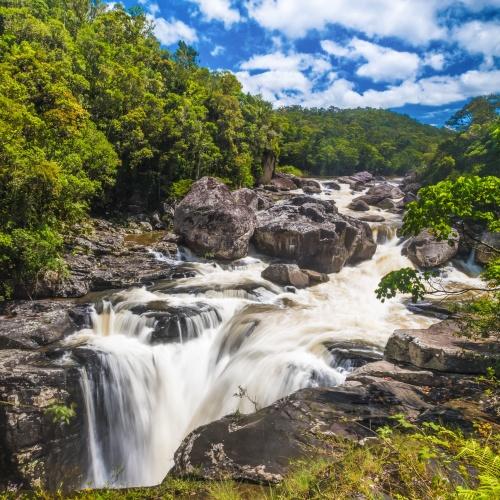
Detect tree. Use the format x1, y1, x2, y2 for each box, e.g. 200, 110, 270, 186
376, 176, 500, 339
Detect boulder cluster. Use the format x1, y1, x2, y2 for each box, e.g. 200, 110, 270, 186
173, 177, 377, 279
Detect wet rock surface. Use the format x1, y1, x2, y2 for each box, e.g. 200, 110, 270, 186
129, 301, 222, 344
0, 300, 92, 350
0, 349, 87, 491
174, 177, 257, 260
172, 319, 499, 484
253, 196, 377, 273
261, 263, 310, 288
403, 229, 459, 268
31, 222, 180, 300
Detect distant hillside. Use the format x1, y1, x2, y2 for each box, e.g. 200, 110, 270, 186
277, 106, 450, 176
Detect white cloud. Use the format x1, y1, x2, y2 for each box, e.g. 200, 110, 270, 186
211, 45, 225, 56
148, 15, 198, 45
453, 20, 500, 68
236, 64, 500, 109
320, 40, 351, 58
148, 2, 160, 16
321, 38, 424, 83
246, 0, 447, 44
189, 0, 241, 27
351, 38, 421, 82
240, 50, 332, 75
423, 53, 445, 71
236, 69, 312, 101
237, 50, 333, 101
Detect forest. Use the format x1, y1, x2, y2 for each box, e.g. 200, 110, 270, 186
0, 0, 498, 300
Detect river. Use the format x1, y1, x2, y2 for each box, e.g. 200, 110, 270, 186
63, 180, 478, 488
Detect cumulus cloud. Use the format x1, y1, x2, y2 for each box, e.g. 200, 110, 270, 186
240, 51, 331, 75
246, 0, 446, 44
236, 62, 500, 109
351, 39, 421, 82
148, 15, 198, 45
246, 0, 500, 44
189, 0, 241, 27
320, 38, 445, 82
237, 50, 333, 101
453, 20, 500, 68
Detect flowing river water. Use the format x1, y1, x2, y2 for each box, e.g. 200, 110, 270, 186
64, 180, 479, 488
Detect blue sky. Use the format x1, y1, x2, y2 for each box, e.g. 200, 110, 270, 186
113, 0, 500, 126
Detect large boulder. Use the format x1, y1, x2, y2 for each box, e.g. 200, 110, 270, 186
261, 264, 310, 288
323, 181, 341, 190
385, 321, 499, 374
270, 175, 298, 191
348, 199, 370, 211
365, 183, 404, 200
403, 229, 459, 268
174, 177, 257, 260
350, 171, 373, 183
299, 179, 322, 194
172, 382, 429, 483
253, 196, 377, 273
0, 349, 87, 491
232, 188, 259, 211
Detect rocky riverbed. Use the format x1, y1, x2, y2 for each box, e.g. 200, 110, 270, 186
1, 172, 498, 492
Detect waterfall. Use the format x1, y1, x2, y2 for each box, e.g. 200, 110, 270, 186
67, 178, 478, 489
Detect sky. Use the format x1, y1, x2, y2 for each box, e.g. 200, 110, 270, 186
113, 0, 500, 126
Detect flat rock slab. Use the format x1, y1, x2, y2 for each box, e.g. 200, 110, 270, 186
0, 300, 92, 350
385, 320, 500, 374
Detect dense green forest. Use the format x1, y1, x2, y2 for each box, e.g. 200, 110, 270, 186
418, 95, 500, 183
277, 107, 448, 176
0, 0, 497, 300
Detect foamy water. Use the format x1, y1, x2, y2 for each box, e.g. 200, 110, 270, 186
65, 179, 479, 488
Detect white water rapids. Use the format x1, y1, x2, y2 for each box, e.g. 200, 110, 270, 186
64, 181, 479, 488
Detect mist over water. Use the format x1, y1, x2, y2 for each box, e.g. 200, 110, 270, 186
66, 181, 476, 488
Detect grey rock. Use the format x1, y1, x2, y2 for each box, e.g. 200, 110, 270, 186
0, 349, 87, 491
253, 197, 376, 273
365, 183, 404, 201
348, 199, 370, 211
174, 177, 257, 260
385, 320, 499, 374
299, 179, 322, 194
322, 181, 341, 190
270, 175, 297, 191
261, 264, 310, 288
0, 301, 92, 350
403, 229, 459, 268
359, 214, 385, 223
172, 382, 429, 483
475, 230, 500, 265
233, 188, 259, 211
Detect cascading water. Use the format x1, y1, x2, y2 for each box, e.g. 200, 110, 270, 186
66, 179, 478, 488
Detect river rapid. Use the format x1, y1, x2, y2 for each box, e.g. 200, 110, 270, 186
64, 180, 478, 488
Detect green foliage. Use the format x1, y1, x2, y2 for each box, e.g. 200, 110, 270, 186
275, 165, 304, 177
0, 1, 280, 297
44, 402, 76, 426
402, 176, 500, 240
375, 267, 432, 303
169, 179, 194, 200
455, 293, 500, 340
377, 173, 499, 339
420, 95, 499, 184
277, 106, 447, 176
